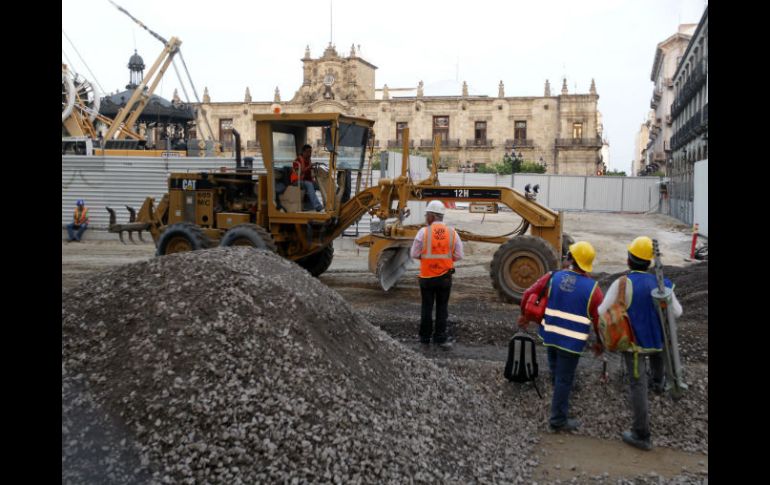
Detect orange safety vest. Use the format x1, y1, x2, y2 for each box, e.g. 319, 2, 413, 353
419, 222, 456, 278
73, 207, 89, 225
290, 155, 312, 184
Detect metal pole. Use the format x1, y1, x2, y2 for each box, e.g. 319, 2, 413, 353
620, 177, 625, 212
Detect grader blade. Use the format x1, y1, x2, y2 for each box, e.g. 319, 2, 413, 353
377, 247, 412, 291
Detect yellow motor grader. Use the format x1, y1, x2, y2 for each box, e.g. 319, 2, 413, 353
108, 112, 566, 302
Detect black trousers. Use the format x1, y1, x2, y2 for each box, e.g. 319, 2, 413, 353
419, 273, 452, 343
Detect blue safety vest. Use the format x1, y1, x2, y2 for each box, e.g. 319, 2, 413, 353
626, 271, 673, 351
538, 270, 598, 354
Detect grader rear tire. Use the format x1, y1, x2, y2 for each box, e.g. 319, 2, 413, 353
219, 224, 277, 252
490, 235, 559, 304
156, 223, 211, 256
296, 245, 335, 277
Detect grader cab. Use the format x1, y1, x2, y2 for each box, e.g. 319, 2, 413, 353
108, 112, 567, 302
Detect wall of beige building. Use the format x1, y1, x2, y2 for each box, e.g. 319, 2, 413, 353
633, 122, 650, 176
194, 45, 602, 176
646, 24, 695, 173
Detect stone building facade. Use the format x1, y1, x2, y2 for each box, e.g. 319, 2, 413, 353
632, 118, 651, 176
196, 43, 603, 175
669, 6, 708, 222
641, 23, 696, 175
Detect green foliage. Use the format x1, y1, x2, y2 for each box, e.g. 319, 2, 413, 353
475, 163, 497, 173
518, 161, 547, 174
604, 169, 627, 177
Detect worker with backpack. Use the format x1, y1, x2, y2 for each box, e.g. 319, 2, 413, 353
518, 241, 604, 432
597, 236, 683, 451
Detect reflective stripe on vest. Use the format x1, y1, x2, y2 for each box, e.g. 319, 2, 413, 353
538, 270, 597, 354
74, 207, 89, 225
419, 223, 455, 278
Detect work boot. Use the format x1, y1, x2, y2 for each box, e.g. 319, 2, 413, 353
438, 341, 453, 349
549, 419, 580, 432
621, 430, 652, 451
649, 378, 666, 395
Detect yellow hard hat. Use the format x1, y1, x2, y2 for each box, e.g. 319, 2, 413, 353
627, 236, 653, 261
568, 241, 595, 273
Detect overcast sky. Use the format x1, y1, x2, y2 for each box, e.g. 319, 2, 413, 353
63, 0, 706, 172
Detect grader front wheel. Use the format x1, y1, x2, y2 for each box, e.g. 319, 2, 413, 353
490, 235, 559, 304
156, 223, 211, 256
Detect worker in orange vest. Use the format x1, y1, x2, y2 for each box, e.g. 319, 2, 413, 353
66, 199, 89, 242
410, 200, 464, 348
291, 144, 324, 212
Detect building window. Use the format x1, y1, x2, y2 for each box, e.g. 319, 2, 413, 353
396, 122, 408, 144
572, 122, 583, 139
475, 121, 487, 143
219, 118, 234, 149
514, 121, 527, 141
433, 116, 449, 143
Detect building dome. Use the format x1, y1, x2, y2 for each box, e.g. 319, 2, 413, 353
128, 50, 145, 71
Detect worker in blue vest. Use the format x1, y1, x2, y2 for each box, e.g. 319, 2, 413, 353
598, 236, 682, 451
521, 241, 604, 432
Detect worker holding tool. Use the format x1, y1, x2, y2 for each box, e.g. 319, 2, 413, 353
597, 236, 683, 451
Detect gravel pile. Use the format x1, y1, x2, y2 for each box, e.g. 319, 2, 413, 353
63, 248, 540, 484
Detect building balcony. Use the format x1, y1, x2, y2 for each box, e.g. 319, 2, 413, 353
664, 77, 674, 88
555, 137, 603, 148
387, 139, 414, 148
420, 138, 461, 148
246, 140, 260, 150
466, 138, 493, 148
666, 115, 673, 126
505, 138, 534, 148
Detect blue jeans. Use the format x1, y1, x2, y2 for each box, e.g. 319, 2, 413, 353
547, 346, 580, 427
66, 223, 88, 241
300, 180, 323, 211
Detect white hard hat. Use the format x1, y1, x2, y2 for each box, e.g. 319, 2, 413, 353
426, 200, 446, 215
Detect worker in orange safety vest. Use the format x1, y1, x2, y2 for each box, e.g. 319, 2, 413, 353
409, 200, 464, 348
66, 199, 90, 242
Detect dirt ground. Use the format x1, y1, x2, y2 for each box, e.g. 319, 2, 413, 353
61, 210, 708, 481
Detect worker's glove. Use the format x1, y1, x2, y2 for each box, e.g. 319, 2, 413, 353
516, 314, 528, 329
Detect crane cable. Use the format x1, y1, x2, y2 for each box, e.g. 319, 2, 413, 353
62, 29, 106, 95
